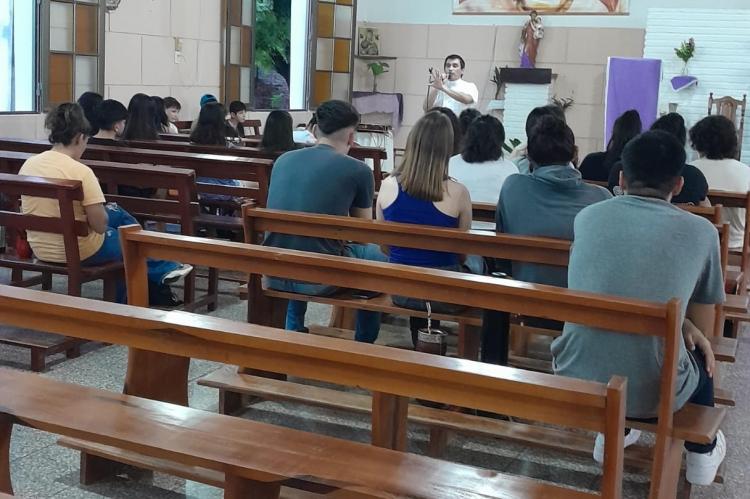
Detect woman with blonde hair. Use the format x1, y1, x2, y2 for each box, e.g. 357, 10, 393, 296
376, 110, 482, 346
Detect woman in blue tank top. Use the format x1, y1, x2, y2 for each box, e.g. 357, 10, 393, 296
376, 111, 483, 345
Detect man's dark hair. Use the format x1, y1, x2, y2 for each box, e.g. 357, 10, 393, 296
650, 112, 687, 146
462, 115, 505, 163
229, 100, 247, 115
444, 54, 465, 70
527, 116, 575, 166
689, 115, 738, 160
433, 107, 462, 155
622, 130, 686, 196
163, 96, 181, 110
458, 108, 481, 137
97, 99, 128, 132
525, 105, 566, 138
77, 91, 103, 135
45, 103, 91, 146
314, 100, 360, 136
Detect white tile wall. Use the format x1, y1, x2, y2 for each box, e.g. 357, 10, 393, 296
103, 0, 221, 120
503, 83, 552, 144
644, 8, 750, 159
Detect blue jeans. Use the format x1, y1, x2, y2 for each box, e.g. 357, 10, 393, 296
264, 243, 387, 343
82, 205, 181, 302
392, 254, 486, 313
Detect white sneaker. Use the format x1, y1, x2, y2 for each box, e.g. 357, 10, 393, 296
686, 430, 726, 486
593, 429, 642, 464
161, 264, 194, 285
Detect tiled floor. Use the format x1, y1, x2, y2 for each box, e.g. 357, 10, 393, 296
0, 271, 748, 498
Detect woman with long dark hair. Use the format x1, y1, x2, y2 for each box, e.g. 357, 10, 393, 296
151, 95, 171, 133
122, 93, 159, 141
190, 102, 241, 203
579, 109, 641, 182
260, 110, 297, 152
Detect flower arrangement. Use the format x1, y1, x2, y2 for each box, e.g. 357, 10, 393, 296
367, 62, 390, 93
674, 38, 696, 75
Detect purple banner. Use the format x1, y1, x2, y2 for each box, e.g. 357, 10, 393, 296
605, 57, 662, 145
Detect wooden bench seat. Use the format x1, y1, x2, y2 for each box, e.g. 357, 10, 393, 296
199, 366, 724, 473
0, 174, 123, 370
0, 368, 598, 499
724, 293, 748, 313
0, 285, 625, 498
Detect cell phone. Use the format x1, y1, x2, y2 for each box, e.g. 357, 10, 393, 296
351, 289, 381, 300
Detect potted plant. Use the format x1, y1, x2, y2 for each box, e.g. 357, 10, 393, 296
675, 38, 696, 75
671, 38, 698, 92
367, 62, 389, 93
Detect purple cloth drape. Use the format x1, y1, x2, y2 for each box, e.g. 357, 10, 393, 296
605, 57, 662, 144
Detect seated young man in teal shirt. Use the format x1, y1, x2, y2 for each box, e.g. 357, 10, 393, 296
552, 130, 726, 486
263, 100, 385, 343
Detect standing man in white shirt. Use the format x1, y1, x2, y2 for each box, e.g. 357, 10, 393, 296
423, 54, 479, 115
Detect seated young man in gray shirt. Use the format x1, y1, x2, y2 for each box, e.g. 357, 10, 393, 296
551, 130, 726, 486
263, 100, 386, 343
481, 116, 611, 364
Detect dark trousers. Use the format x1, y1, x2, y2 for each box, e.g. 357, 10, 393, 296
480, 311, 563, 365
628, 348, 716, 453
683, 349, 716, 453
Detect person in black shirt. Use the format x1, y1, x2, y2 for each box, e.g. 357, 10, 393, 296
579, 109, 641, 182
225, 100, 247, 140
607, 113, 709, 205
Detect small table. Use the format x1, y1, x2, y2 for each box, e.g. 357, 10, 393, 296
352, 92, 404, 131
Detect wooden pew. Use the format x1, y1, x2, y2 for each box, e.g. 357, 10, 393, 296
0, 151, 217, 312
0, 174, 119, 370
116, 227, 723, 498
237, 206, 736, 362
707, 190, 750, 333
0, 138, 272, 213
0, 367, 617, 499
121, 136, 388, 190
0, 285, 626, 498
171, 118, 261, 135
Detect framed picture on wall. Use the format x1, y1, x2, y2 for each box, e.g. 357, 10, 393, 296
453, 0, 629, 15
358, 27, 380, 56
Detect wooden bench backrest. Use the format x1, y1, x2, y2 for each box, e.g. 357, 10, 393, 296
0, 282, 625, 497
708, 190, 750, 265
106, 136, 387, 190
244, 205, 570, 267
0, 138, 272, 206
0, 173, 87, 269
0, 151, 200, 235
118, 227, 682, 497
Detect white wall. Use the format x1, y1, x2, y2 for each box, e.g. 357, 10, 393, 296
644, 8, 750, 158
357, 0, 750, 28
105, 0, 222, 122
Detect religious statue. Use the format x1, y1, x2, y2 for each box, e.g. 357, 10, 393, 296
520, 10, 544, 69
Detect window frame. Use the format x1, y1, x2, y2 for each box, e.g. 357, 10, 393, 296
221, 0, 356, 112
39, 0, 106, 110
0, 0, 39, 114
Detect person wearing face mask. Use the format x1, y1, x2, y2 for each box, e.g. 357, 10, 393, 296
225, 100, 248, 140
423, 54, 479, 115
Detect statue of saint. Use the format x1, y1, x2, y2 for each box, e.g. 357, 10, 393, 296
520, 10, 544, 69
